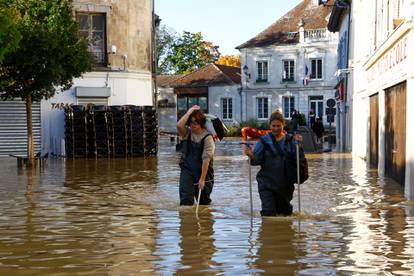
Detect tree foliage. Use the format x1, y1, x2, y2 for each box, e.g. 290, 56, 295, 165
0, 0, 92, 165
215, 55, 241, 67
156, 27, 220, 74
155, 24, 177, 74
0, 3, 21, 64
0, 0, 91, 102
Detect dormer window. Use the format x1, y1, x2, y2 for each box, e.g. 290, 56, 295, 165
287, 32, 297, 39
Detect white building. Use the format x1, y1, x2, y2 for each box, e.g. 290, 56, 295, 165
172, 64, 241, 125
156, 75, 181, 133
237, 0, 338, 132
329, 0, 414, 198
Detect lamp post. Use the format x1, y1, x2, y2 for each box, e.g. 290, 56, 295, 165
241, 65, 250, 121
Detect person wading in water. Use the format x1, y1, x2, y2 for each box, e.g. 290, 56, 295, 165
176, 105, 215, 206
244, 111, 303, 216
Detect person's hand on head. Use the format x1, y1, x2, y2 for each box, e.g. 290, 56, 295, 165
186, 105, 200, 116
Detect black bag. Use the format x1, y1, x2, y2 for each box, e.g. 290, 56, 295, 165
279, 136, 309, 185
211, 117, 226, 140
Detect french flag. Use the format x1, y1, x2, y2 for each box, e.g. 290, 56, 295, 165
303, 65, 310, 86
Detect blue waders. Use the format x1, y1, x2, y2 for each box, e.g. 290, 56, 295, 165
252, 133, 295, 216
179, 134, 214, 206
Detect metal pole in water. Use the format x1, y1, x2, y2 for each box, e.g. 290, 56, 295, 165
248, 156, 253, 217
296, 143, 301, 213
195, 187, 202, 218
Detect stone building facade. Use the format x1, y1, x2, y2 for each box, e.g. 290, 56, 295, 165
40, 0, 156, 156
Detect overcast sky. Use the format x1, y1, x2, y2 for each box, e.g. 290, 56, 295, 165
155, 0, 303, 55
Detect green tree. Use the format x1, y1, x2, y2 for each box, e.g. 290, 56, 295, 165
164, 31, 220, 74
0, 3, 21, 63
155, 24, 177, 74
0, 0, 92, 166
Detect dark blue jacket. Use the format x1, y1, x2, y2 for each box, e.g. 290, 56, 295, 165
251, 133, 299, 191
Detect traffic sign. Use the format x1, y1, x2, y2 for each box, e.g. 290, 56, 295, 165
327, 98, 336, 108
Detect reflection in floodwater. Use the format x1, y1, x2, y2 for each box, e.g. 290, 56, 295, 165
0, 137, 414, 275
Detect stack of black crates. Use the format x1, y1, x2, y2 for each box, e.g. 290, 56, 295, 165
143, 106, 158, 156
65, 105, 89, 158
64, 105, 157, 158
93, 105, 111, 157
127, 105, 145, 157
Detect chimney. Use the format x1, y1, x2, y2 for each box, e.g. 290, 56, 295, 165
298, 19, 305, 43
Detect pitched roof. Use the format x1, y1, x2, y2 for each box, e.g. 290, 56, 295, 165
236, 0, 333, 49
156, 75, 183, 88
172, 64, 241, 88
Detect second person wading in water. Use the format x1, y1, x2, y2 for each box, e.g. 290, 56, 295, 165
244, 111, 303, 216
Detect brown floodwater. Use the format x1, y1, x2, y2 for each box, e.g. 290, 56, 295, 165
1, 137, 414, 275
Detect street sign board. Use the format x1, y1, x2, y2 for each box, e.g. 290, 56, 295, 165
326, 107, 336, 116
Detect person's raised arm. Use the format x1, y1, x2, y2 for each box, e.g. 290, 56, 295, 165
176, 105, 200, 137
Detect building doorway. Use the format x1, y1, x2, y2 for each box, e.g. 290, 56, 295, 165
384, 82, 406, 186
309, 96, 324, 126
369, 94, 379, 169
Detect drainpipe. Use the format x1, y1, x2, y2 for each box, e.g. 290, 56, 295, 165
238, 86, 243, 122
343, 0, 351, 152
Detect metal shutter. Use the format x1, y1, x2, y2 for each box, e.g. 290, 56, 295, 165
0, 100, 41, 157
77, 97, 109, 105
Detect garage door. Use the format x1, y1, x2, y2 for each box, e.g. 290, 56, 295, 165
0, 100, 41, 156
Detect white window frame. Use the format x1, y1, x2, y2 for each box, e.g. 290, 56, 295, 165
221, 97, 233, 120
283, 96, 295, 119
282, 60, 295, 81
309, 96, 324, 120
310, 58, 323, 80
256, 61, 268, 82
256, 97, 269, 119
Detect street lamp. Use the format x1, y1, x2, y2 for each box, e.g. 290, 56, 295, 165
243, 65, 250, 80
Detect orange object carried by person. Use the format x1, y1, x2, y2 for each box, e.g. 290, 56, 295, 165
241, 127, 271, 139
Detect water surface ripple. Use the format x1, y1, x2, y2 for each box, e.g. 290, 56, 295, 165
0, 138, 413, 275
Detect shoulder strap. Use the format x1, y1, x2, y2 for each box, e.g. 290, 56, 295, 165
200, 133, 212, 149
201, 133, 211, 142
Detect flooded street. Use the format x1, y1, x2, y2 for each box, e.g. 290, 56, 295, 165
1, 137, 414, 275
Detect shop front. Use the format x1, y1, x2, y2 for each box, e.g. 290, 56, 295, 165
363, 22, 414, 199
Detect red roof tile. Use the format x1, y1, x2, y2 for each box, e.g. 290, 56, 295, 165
237, 0, 333, 49
172, 64, 241, 88
156, 75, 183, 88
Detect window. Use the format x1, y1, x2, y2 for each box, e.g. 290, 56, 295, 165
177, 96, 208, 119
221, 98, 233, 120
309, 96, 324, 120
310, 59, 323, 79
282, 60, 295, 81
256, 61, 268, 82
283, 97, 295, 118
76, 13, 107, 66
256, 97, 269, 119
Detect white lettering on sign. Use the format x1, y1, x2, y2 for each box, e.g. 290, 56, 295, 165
367, 36, 407, 83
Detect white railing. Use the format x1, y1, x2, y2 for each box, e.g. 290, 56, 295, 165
304, 28, 336, 42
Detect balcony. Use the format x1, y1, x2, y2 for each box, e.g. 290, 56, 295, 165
304, 28, 337, 42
